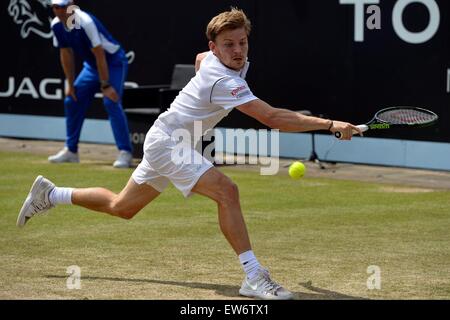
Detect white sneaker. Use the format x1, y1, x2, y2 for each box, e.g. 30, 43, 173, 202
17, 176, 55, 227
113, 150, 133, 168
48, 147, 79, 163
239, 268, 294, 300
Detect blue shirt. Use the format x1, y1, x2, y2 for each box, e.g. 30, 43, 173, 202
51, 9, 125, 68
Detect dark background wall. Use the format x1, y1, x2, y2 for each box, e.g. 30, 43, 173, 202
1, 0, 449, 142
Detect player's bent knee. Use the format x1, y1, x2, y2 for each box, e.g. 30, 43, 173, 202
226, 181, 239, 197
110, 202, 140, 220
216, 179, 240, 204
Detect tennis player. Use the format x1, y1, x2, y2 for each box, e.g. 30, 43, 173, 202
17, 8, 361, 300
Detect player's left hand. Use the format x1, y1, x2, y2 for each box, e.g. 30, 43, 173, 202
102, 86, 119, 103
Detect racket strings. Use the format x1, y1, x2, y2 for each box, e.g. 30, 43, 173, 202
377, 109, 437, 125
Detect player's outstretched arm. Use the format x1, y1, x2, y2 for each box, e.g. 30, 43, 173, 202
237, 99, 361, 140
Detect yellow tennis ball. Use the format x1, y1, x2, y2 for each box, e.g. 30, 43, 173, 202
289, 161, 306, 180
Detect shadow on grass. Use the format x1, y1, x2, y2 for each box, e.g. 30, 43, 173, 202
45, 275, 368, 300
298, 281, 369, 300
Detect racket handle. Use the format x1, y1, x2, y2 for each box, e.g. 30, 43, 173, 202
334, 125, 368, 139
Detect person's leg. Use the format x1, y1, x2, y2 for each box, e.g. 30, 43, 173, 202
17, 175, 161, 227
103, 61, 133, 153
64, 65, 98, 153
191, 167, 260, 277
191, 167, 293, 300
20, 151, 167, 227
70, 177, 160, 219
192, 167, 251, 255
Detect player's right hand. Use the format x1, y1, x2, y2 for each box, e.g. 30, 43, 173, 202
66, 86, 78, 102
330, 121, 362, 140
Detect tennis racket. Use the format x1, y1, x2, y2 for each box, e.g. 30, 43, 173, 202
334, 107, 439, 139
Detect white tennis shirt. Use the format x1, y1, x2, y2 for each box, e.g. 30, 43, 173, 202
156, 51, 258, 137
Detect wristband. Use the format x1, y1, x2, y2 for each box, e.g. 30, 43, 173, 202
327, 120, 334, 131
100, 81, 111, 90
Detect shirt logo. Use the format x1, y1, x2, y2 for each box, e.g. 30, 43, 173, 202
8, 0, 53, 39
230, 85, 248, 97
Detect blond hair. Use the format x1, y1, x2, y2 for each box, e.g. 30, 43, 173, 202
206, 8, 252, 42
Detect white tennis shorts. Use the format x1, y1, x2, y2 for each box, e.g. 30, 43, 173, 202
131, 124, 214, 197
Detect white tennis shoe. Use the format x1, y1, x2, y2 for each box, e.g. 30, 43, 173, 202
113, 150, 133, 168
48, 147, 79, 163
17, 176, 55, 227
239, 268, 294, 300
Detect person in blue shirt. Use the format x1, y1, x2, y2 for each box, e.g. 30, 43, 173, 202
48, 0, 133, 168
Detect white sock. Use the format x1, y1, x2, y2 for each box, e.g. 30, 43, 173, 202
239, 250, 262, 280
49, 187, 74, 205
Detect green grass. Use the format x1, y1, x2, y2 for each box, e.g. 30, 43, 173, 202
1, 151, 449, 299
